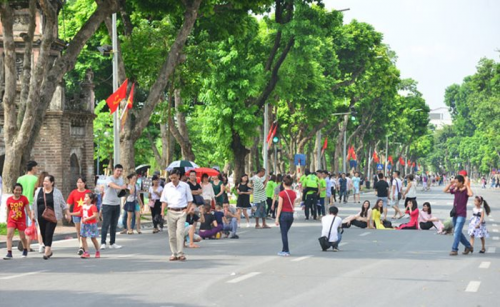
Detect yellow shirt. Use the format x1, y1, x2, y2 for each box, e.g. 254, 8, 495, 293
372, 209, 391, 230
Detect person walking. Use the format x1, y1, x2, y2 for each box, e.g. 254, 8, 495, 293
374, 173, 390, 220
402, 174, 418, 210
352, 172, 361, 203
303, 171, 319, 220
266, 175, 278, 218
390, 171, 403, 220
16, 160, 39, 252
444, 175, 474, 256
149, 175, 164, 233
66, 177, 91, 255
338, 173, 347, 204
70, 192, 100, 259
33, 175, 71, 259
4, 183, 31, 260
101, 164, 127, 250
275, 175, 296, 256
252, 168, 270, 228
160, 168, 193, 261
468, 196, 491, 253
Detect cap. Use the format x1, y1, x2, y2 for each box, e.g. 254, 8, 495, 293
458, 170, 467, 176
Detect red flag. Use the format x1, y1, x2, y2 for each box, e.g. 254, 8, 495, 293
106, 79, 128, 114
399, 157, 405, 166
266, 122, 276, 143
373, 150, 379, 163
267, 124, 277, 146
321, 137, 328, 155
412, 162, 416, 167
407, 160, 412, 166
120, 83, 135, 131
388, 155, 393, 164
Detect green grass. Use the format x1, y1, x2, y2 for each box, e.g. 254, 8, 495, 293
0, 223, 19, 236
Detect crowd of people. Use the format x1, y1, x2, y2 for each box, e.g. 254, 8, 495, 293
2, 161, 493, 260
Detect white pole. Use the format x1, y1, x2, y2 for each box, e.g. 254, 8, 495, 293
263, 103, 269, 177
112, 13, 120, 165
385, 135, 388, 175
343, 120, 347, 173
316, 130, 322, 170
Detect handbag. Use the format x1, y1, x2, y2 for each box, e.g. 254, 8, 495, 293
382, 220, 392, 228
450, 206, 456, 217
318, 216, 336, 251
42, 190, 58, 223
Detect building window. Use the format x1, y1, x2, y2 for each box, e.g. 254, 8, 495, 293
70, 126, 85, 136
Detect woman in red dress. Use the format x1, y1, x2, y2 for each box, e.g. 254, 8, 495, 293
397, 199, 419, 230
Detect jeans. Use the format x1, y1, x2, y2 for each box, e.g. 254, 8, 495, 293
452, 216, 471, 251
101, 205, 121, 245
318, 198, 326, 216
305, 194, 317, 219
279, 212, 294, 253
327, 232, 342, 249
339, 190, 347, 202
222, 217, 238, 236
121, 209, 135, 229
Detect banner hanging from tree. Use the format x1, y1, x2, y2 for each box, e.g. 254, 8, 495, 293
106, 79, 128, 114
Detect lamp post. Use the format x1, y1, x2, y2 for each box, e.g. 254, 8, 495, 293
112, 13, 120, 165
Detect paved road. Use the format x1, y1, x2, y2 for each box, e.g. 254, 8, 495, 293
0, 186, 498, 307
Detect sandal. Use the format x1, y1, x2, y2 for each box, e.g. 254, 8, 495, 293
169, 256, 178, 261
127, 231, 133, 235
479, 249, 486, 254
262, 225, 271, 229
255, 225, 262, 229
178, 256, 186, 261
136, 230, 142, 234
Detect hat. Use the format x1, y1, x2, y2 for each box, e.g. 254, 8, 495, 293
458, 170, 468, 176
117, 189, 130, 198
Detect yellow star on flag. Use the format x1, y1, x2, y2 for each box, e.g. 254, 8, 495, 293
76, 198, 85, 209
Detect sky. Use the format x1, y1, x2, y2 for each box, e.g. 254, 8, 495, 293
323, 0, 500, 118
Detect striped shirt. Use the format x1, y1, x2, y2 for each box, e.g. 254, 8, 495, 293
252, 175, 267, 203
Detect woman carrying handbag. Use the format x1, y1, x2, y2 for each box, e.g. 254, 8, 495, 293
33, 175, 71, 259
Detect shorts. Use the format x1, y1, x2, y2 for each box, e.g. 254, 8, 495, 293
254, 201, 267, 218
80, 223, 99, 238
7, 220, 27, 231
72, 216, 82, 223
124, 201, 136, 212
379, 197, 388, 209
391, 198, 400, 207
354, 187, 360, 194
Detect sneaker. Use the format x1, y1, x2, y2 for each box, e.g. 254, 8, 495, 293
101, 244, 107, 250
333, 248, 339, 252
77, 248, 84, 256
39, 245, 45, 253
95, 251, 101, 258
277, 251, 290, 257
3, 253, 13, 260
22, 249, 28, 258
109, 244, 122, 249
230, 235, 239, 239
81, 252, 90, 259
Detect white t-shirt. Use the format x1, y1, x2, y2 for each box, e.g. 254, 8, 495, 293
149, 185, 164, 201
321, 215, 342, 242
406, 180, 417, 198
392, 178, 402, 197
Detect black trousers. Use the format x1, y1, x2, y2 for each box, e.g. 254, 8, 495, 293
305, 194, 317, 219
38, 212, 57, 247
101, 205, 121, 245
151, 200, 162, 228
266, 197, 275, 218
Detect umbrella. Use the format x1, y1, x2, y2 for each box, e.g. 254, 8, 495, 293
166, 160, 199, 172
188, 167, 220, 177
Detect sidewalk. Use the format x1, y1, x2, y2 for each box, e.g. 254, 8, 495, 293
0, 216, 153, 249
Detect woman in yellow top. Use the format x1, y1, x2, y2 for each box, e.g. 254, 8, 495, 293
372, 199, 393, 229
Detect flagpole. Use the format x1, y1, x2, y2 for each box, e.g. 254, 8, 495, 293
112, 13, 120, 165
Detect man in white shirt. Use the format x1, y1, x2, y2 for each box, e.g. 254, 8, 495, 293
161, 168, 193, 261
321, 206, 343, 251
390, 171, 403, 218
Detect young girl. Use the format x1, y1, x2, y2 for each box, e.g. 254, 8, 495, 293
4, 183, 31, 260
468, 196, 491, 253
371, 199, 392, 230
71, 192, 100, 258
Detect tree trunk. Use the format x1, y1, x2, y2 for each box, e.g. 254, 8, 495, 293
231, 131, 250, 183
168, 89, 195, 161
333, 115, 349, 174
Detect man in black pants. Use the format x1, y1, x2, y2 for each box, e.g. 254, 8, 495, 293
101, 164, 127, 250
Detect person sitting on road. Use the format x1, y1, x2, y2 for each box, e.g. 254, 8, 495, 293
396, 199, 419, 230
342, 200, 372, 229
199, 205, 221, 239
321, 206, 343, 251
222, 203, 239, 239
371, 199, 392, 229
419, 202, 445, 233
184, 206, 201, 248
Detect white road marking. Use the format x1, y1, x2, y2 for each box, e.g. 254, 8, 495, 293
339, 242, 348, 246
489, 218, 495, 221
116, 254, 138, 258
291, 255, 313, 262
465, 281, 481, 292
492, 229, 499, 233
492, 237, 499, 241
0, 270, 47, 280
492, 224, 498, 227
487, 247, 496, 253
359, 232, 371, 237
227, 272, 261, 284
479, 262, 491, 269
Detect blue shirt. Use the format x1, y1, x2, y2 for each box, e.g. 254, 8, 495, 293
352, 177, 361, 189
325, 177, 332, 197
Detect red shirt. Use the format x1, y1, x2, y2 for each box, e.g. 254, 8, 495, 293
279, 190, 296, 213
67, 189, 90, 215
6, 195, 29, 222
81, 205, 98, 224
